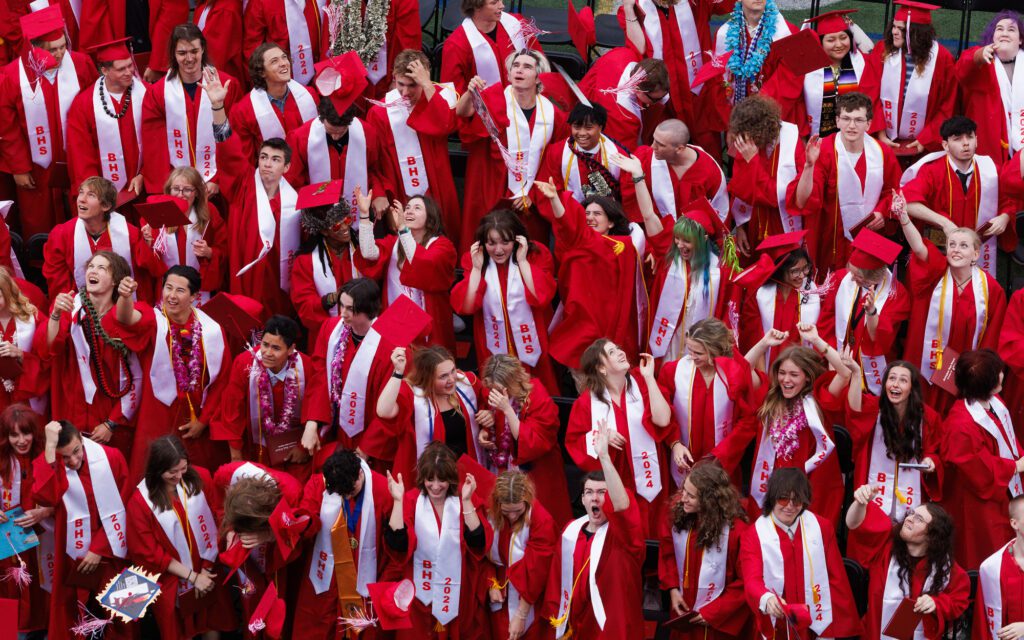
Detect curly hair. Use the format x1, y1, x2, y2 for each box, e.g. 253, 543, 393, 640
0, 267, 36, 321
670, 461, 747, 548
223, 476, 281, 533
729, 95, 782, 150
416, 441, 459, 495
882, 22, 937, 73
980, 10, 1024, 47
487, 470, 535, 533
892, 504, 955, 596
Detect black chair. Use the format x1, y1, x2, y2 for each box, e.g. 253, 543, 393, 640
843, 558, 870, 616
545, 50, 588, 81
643, 540, 671, 636
421, 0, 442, 46
25, 233, 48, 293
1013, 211, 1024, 267
439, 0, 466, 38
589, 0, 625, 51
833, 425, 855, 551
518, 1, 574, 47
948, 571, 978, 639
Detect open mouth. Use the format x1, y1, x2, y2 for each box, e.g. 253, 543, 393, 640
86, 275, 100, 286
590, 504, 601, 516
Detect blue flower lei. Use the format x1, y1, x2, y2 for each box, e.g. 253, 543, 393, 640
724, 0, 780, 82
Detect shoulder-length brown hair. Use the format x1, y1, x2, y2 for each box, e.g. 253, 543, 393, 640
670, 461, 747, 548
487, 470, 535, 533
163, 166, 211, 233
577, 338, 633, 407
0, 267, 36, 321
416, 441, 459, 496
757, 346, 825, 425
407, 346, 462, 415
143, 436, 204, 512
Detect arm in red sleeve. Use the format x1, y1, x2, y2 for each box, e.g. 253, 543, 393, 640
921, 562, 970, 638
657, 515, 680, 591
439, 35, 473, 96
31, 453, 67, 508
352, 236, 393, 280
127, 492, 175, 572
103, 302, 156, 352
391, 0, 422, 62
915, 49, 957, 151
65, 93, 102, 188
0, 75, 33, 174
241, 0, 269, 64
523, 243, 556, 306
514, 384, 559, 464
710, 413, 759, 474
210, 353, 250, 450
449, 251, 483, 314
147, 0, 190, 73
943, 409, 1019, 501
301, 317, 333, 425
400, 237, 456, 293
729, 152, 780, 207
512, 504, 556, 603
298, 474, 325, 541
565, 396, 600, 471
699, 522, 751, 635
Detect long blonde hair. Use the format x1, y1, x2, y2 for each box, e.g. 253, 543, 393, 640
163, 166, 211, 233
487, 470, 535, 533
0, 267, 36, 321
757, 346, 824, 424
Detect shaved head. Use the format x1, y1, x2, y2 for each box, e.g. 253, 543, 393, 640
655, 119, 690, 147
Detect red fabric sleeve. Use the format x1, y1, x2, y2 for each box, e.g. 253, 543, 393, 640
127, 490, 175, 572
400, 237, 456, 293
0, 73, 31, 174
564, 394, 598, 471
406, 84, 459, 138
508, 504, 556, 604
513, 383, 560, 464
147, 0, 190, 73
211, 352, 251, 450
921, 563, 970, 638
943, 404, 1019, 501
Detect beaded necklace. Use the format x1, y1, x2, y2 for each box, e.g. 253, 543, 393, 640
98, 79, 133, 120
79, 293, 133, 399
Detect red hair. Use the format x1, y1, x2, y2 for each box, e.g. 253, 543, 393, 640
0, 404, 43, 486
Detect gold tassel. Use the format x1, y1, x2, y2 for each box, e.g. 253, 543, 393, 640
602, 236, 625, 256
895, 487, 908, 505
935, 348, 943, 371
434, 621, 445, 632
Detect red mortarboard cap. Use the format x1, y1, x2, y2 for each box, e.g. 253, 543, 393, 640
26, 47, 57, 71
20, 4, 64, 42
87, 36, 133, 63
116, 189, 139, 209
314, 51, 368, 115
269, 502, 310, 555
757, 230, 808, 262
682, 197, 726, 242
456, 454, 496, 502
367, 580, 415, 631
0, 598, 16, 640
567, 0, 595, 60
894, 0, 939, 25
802, 9, 858, 36
249, 582, 286, 639
691, 51, 732, 87
296, 180, 343, 210
784, 604, 812, 630
217, 539, 251, 583
373, 294, 433, 348
201, 293, 264, 343
767, 29, 833, 76
848, 228, 902, 271
731, 253, 777, 290
136, 195, 191, 228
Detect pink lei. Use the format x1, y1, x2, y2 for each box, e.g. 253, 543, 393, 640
257, 352, 301, 435
169, 312, 203, 393
768, 403, 808, 461
328, 323, 352, 407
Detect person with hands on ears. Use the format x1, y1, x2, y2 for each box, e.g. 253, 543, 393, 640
974, 495, 1024, 640
846, 482, 970, 640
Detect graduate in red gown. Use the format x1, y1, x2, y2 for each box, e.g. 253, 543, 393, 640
843, 358, 944, 566
482, 470, 557, 640
65, 38, 146, 196
242, 0, 322, 86
873, 1, 957, 155
44, 251, 143, 455
214, 315, 314, 483
126, 436, 236, 639
354, 190, 457, 352
901, 116, 1019, 280
475, 354, 572, 525
440, 0, 535, 94
108, 265, 230, 479
565, 339, 673, 536
301, 277, 396, 458
367, 346, 487, 483
999, 287, 1024, 442
455, 51, 568, 251
0, 269, 49, 414
0, 7, 97, 237
940, 349, 1024, 569
140, 23, 243, 194
659, 319, 754, 491
789, 92, 902, 275
382, 441, 493, 639
141, 0, 189, 81
846, 487, 970, 640
579, 50, 672, 149
0, 405, 51, 635
292, 446, 395, 640
192, 0, 247, 87
955, 11, 1024, 167
658, 461, 749, 640
896, 199, 1007, 413
365, 49, 461, 240
974, 495, 1024, 640
740, 468, 861, 640
545, 423, 646, 638
33, 420, 133, 640
450, 210, 559, 393
727, 96, 806, 253
210, 459, 302, 513
228, 43, 319, 166
817, 229, 910, 394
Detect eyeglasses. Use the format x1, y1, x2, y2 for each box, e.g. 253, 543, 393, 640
787, 265, 812, 278
775, 497, 805, 508
837, 115, 869, 126
169, 186, 197, 196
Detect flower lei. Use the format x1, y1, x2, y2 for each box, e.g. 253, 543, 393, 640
326, 0, 391, 68
167, 309, 203, 394
724, 0, 779, 100
768, 403, 808, 461
487, 397, 523, 469
257, 352, 301, 436
328, 323, 352, 407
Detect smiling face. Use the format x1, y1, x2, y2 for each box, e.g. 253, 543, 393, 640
84, 255, 116, 297
431, 359, 458, 397
571, 121, 602, 149
261, 46, 292, 84
58, 435, 84, 471
162, 274, 197, 321
680, 478, 701, 514
885, 366, 913, 406
686, 338, 712, 369
772, 494, 805, 526
423, 476, 451, 501
474, 0, 504, 22
599, 341, 631, 377
162, 458, 189, 488
259, 331, 295, 373
776, 359, 810, 399
993, 18, 1022, 55
582, 479, 608, 526
403, 197, 430, 231
102, 58, 135, 93
783, 257, 811, 289
899, 505, 933, 545
945, 230, 980, 269
484, 230, 515, 265
822, 31, 851, 63
5, 425, 33, 457
508, 53, 539, 91
174, 38, 204, 80
674, 233, 695, 261
584, 202, 613, 235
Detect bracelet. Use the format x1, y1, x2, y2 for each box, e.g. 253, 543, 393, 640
50, 312, 62, 321
816, 343, 830, 356
210, 105, 225, 111
632, 173, 646, 184
189, 570, 196, 583
669, 440, 681, 450
104, 419, 117, 431
392, 371, 404, 379
625, 16, 639, 22
865, 307, 878, 317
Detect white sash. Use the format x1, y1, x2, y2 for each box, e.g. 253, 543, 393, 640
250, 82, 318, 141
72, 212, 133, 289
461, 13, 525, 87
629, 224, 649, 347
834, 134, 884, 240
880, 553, 941, 640
412, 374, 486, 464
755, 283, 821, 369
804, 49, 866, 136
386, 87, 432, 196
164, 74, 217, 181
312, 246, 348, 307
651, 155, 675, 218
880, 43, 938, 140
487, 521, 535, 630
587, 375, 662, 502
964, 397, 1023, 497
36, 518, 56, 593
157, 208, 203, 273
63, 438, 127, 560
196, 4, 211, 29
918, 266, 987, 378
18, 54, 79, 167
0, 457, 21, 510
751, 395, 834, 507
834, 270, 892, 394
993, 50, 1024, 155
335, 326, 383, 438
149, 307, 225, 406
413, 494, 463, 625
306, 118, 368, 211
284, 0, 315, 84
671, 524, 729, 610
979, 541, 1013, 640
554, 516, 609, 636
670, 357, 731, 486
731, 122, 802, 232
69, 294, 142, 420
504, 87, 554, 199
559, 136, 621, 202
235, 171, 300, 291
385, 236, 433, 309
755, 512, 833, 635
137, 478, 218, 570
308, 458, 377, 595
245, 354, 306, 446
638, 0, 702, 92
867, 414, 922, 520
481, 259, 542, 367
974, 156, 1001, 278
649, 254, 720, 358
92, 80, 145, 190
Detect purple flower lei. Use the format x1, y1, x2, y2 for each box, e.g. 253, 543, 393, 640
768, 404, 808, 461
258, 352, 301, 436
328, 323, 352, 407
169, 312, 203, 393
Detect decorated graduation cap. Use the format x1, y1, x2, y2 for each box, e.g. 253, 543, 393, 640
367, 580, 415, 631
268, 502, 310, 556
25, 47, 57, 73
314, 51, 368, 116
20, 4, 64, 42
567, 0, 595, 60
802, 9, 858, 36
681, 197, 727, 243
297, 180, 352, 234
691, 51, 732, 87
248, 582, 286, 639
894, 0, 939, 25
731, 253, 777, 290
87, 36, 133, 63
756, 229, 808, 262
848, 228, 901, 271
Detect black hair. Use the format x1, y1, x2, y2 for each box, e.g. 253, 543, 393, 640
581, 196, 631, 236
263, 314, 299, 347
762, 468, 812, 516
163, 265, 201, 294
568, 103, 608, 129
322, 448, 364, 496
317, 98, 357, 128
55, 420, 80, 448
955, 349, 1005, 401
338, 277, 382, 318
940, 116, 977, 140
259, 137, 292, 164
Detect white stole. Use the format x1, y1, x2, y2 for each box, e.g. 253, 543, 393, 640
386, 236, 433, 309
249, 81, 318, 141
137, 478, 218, 570
587, 376, 662, 502
979, 541, 1014, 640
334, 325, 383, 438
245, 353, 306, 446
157, 208, 202, 272
481, 259, 542, 367
833, 270, 893, 394
554, 516, 609, 636
866, 414, 922, 521
638, 0, 703, 92
18, 53, 79, 167
803, 49, 866, 136
413, 494, 463, 625
68, 294, 142, 420
880, 552, 941, 640
149, 307, 225, 406
755, 282, 821, 369
164, 74, 217, 180
750, 395, 834, 507
731, 122, 802, 232
412, 375, 486, 464
91, 79, 145, 190
63, 438, 128, 560
461, 13, 525, 87
235, 171, 300, 291
487, 521, 535, 630
834, 134, 884, 240
306, 117, 368, 211
994, 50, 1024, 156
880, 43, 938, 141
72, 212, 133, 289
0, 458, 21, 510
308, 458, 377, 595
755, 512, 833, 635
284, 0, 315, 84
964, 397, 1024, 497
559, 136, 621, 202
918, 266, 988, 378
670, 357, 731, 486
649, 254, 720, 359
671, 524, 729, 610
504, 87, 554, 199
312, 245, 359, 307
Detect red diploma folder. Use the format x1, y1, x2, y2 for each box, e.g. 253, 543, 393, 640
664, 611, 702, 633
265, 429, 302, 466
928, 346, 960, 396
882, 598, 924, 640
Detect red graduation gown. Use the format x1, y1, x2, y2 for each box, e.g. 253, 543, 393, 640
657, 517, 749, 640
141, 204, 229, 298
0, 313, 49, 413
998, 288, 1024, 443
241, 0, 322, 78
728, 139, 807, 245
631, 145, 726, 223
740, 512, 862, 640
564, 370, 673, 536
353, 234, 457, 352
439, 13, 535, 95
292, 469, 395, 640
785, 132, 903, 274
228, 85, 319, 165
449, 246, 559, 394
940, 398, 1024, 569
537, 136, 636, 213
870, 44, 957, 151
145, 0, 191, 73
65, 80, 144, 192
817, 268, 911, 359
738, 282, 805, 360
956, 46, 1018, 167
972, 542, 1024, 640
289, 247, 358, 349
283, 116, 386, 190
0, 452, 49, 633
542, 493, 646, 639
193, 0, 247, 89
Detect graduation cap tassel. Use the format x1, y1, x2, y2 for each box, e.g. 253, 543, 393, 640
70, 603, 112, 639
720, 234, 741, 274
600, 68, 648, 97
0, 533, 31, 588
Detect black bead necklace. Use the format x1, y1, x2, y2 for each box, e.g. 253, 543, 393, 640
98, 78, 133, 120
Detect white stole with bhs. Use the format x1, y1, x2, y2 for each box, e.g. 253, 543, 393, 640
308, 458, 377, 595
413, 494, 463, 625
755, 512, 833, 635
587, 376, 662, 502
91, 79, 145, 190
164, 73, 218, 180
63, 438, 128, 560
